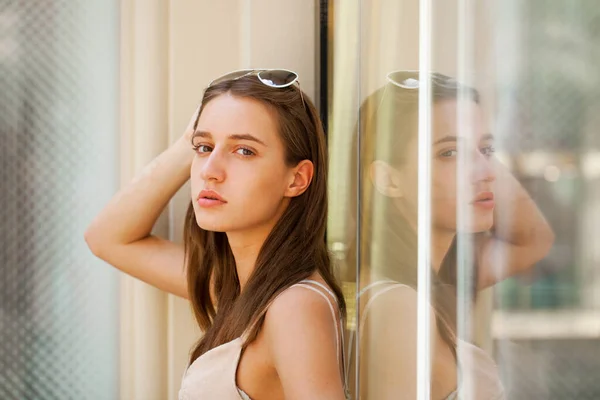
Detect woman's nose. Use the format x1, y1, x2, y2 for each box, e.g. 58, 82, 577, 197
471, 153, 496, 184
200, 151, 226, 182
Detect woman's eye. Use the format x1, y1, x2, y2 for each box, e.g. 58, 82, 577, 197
440, 149, 457, 158
193, 144, 212, 153
235, 147, 255, 157
481, 145, 496, 157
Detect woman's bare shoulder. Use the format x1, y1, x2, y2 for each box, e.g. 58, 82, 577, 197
264, 283, 339, 335
361, 281, 418, 311
360, 281, 438, 335
259, 284, 345, 397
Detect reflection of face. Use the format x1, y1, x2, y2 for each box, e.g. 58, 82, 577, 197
190, 93, 293, 234
398, 99, 496, 233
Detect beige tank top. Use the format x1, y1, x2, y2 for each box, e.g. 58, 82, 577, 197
179, 279, 346, 400
349, 280, 505, 400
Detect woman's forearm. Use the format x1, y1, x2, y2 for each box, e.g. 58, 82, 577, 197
491, 157, 554, 246
475, 157, 555, 287
84, 137, 194, 252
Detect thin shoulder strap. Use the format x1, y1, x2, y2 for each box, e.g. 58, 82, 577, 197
293, 280, 348, 398
293, 281, 342, 368
299, 280, 345, 353
241, 280, 347, 394
300, 279, 340, 305
358, 279, 399, 297
359, 281, 410, 334
241, 279, 340, 344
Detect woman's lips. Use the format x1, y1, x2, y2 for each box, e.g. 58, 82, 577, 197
197, 189, 227, 208
197, 198, 226, 207
471, 191, 495, 210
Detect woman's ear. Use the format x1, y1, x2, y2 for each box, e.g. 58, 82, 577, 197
285, 160, 314, 198
369, 160, 403, 198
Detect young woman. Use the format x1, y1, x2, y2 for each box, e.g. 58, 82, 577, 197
348, 71, 555, 399
84, 69, 348, 400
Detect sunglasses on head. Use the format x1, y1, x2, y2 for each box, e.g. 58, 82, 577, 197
386, 70, 460, 89
208, 68, 306, 110
209, 68, 299, 87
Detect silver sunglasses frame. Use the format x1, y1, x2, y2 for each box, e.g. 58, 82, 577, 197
208, 68, 305, 110
209, 68, 300, 88
386, 70, 459, 89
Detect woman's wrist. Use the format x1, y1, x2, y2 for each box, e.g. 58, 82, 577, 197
171, 136, 195, 165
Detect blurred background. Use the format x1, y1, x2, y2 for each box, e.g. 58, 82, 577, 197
1, 1, 599, 399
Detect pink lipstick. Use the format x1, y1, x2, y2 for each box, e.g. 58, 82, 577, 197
197, 189, 227, 208
471, 191, 495, 210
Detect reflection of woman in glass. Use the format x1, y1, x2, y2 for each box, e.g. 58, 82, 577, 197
351, 71, 554, 399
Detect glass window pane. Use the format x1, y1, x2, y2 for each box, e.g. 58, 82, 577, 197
491, 1, 600, 398
0, 2, 120, 398
327, 0, 598, 398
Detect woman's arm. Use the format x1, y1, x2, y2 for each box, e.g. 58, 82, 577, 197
264, 287, 346, 400
83, 108, 199, 299
477, 156, 555, 289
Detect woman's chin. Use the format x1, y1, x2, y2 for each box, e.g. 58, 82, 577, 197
195, 217, 228, 233
460, 221, 494, 234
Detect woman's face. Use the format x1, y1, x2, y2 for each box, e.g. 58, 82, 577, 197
395, 99, 496, 233
190, 93, 295, 235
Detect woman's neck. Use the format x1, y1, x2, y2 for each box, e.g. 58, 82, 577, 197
227, 221, 277, 290
431, 228, 456, 273
229, 243, 260, 290
392, 197, 456, 274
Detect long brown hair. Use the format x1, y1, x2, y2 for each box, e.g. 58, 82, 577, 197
183, 75, 346, 364
352, 72, 481, 358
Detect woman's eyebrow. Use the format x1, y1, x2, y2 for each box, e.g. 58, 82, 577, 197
192, 131, 267, 146
192, 130, 211, 140
433, 133, 494, 145
228, 133, 267, 146
433, 135, 459, 145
